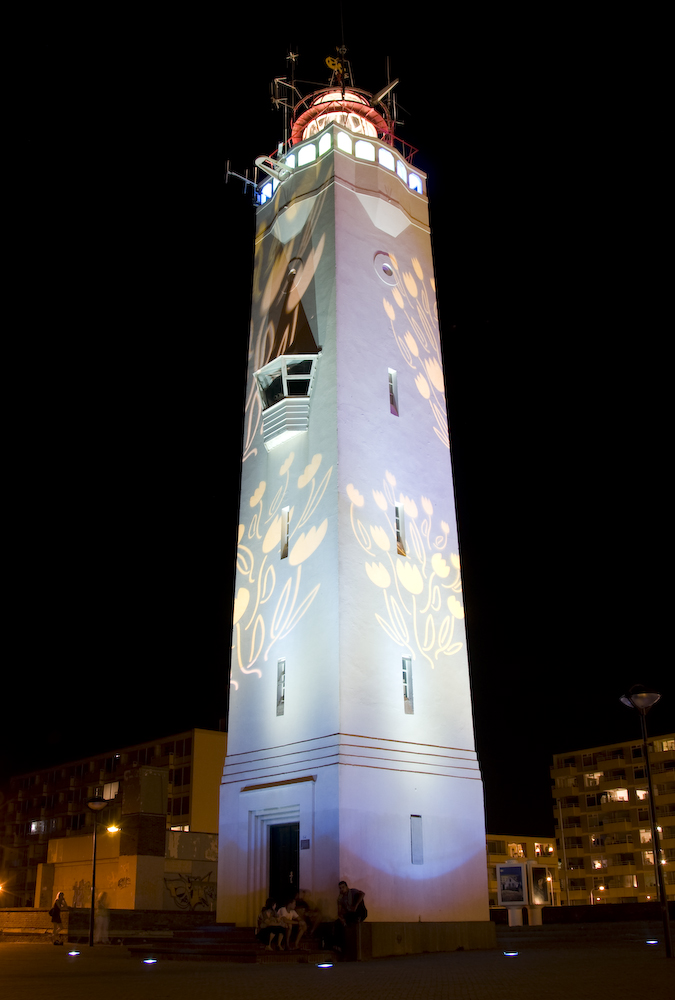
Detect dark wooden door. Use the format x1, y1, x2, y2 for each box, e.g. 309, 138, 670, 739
269, 822, 299, 906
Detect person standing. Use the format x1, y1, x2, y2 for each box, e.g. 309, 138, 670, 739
334, 881, 367, 950
94, 891, 110, 944
49, 892, 68, 945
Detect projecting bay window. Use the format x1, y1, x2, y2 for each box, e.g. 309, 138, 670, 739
254, 355, 319, 451
255, 357, 316, 408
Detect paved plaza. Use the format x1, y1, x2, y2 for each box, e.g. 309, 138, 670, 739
0, 938, 671, 1000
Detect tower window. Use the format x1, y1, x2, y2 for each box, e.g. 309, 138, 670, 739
378, 148, 395, 172
411, 815, 423, 864
254, 356, 318, 411
276, 659, 286, 716
395, 504, 406, 556
336, 131, 352, 154
298, 143, 317, 166
354, 139, 376, 162
280, 507, 289, 559
402, 656, 414, 714
388, 369, 399, 416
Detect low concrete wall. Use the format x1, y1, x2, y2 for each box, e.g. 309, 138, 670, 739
490, 902, 675, 925
357, 921, 496, 959
0, 908, 217, 944
542, 901, 675, 924
67, 907, 217, 941
0, 908, 69, 941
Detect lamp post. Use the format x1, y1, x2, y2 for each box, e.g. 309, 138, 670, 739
86, 796, 108, 948
620, 684, 672, 958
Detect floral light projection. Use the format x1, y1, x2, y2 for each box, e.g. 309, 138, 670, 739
382, 254, 449, 449
231, 452, 333, 688
347, 469, 463, 671
242, 179, 331, 466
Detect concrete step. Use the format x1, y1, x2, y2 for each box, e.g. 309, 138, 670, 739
127, 927, 338, 964
495, 921, 664, 949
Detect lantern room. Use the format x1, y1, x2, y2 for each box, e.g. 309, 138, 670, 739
291, 89, 390, 145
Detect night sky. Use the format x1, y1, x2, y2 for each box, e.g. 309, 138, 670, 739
5, 13, 670, 836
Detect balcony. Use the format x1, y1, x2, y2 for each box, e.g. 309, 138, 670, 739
594, 750, 626, 764
551, 763, 577, 776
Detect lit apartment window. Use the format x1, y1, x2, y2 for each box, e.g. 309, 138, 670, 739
276, 659, 286, 716
103, 781, 119, 800
410, 815, 423, 864
402, 657, 414, 714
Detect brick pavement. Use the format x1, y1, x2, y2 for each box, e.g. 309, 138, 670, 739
0, 940, 671, 1000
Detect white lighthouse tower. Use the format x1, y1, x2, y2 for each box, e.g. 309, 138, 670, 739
218, 53, 490, 944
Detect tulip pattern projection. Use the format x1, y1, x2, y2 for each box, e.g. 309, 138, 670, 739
231, 451, 333, 688
382, 255, 448, 449
347, 471, 464, 671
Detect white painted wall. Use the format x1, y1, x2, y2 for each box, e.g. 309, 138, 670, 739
219, 124, 488, 926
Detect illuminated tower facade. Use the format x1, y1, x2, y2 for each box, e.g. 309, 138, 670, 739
219, 64, 489, 930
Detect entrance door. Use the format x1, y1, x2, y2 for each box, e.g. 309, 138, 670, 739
269, 822, 299, 906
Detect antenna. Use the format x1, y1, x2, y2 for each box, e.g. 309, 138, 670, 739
224, 160, 258, 204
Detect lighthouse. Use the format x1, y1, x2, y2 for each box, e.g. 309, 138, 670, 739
218, 53, 490, 941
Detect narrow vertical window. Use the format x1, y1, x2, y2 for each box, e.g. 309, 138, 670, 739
388, 368, 399, 416
280, 507, 289, 559
395, 504, 406, 556
276, 659, 286, 716
411, 815, 423, 864
402, 656, 414, 714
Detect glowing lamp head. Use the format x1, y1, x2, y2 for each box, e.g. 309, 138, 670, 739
620, 685, 661, 713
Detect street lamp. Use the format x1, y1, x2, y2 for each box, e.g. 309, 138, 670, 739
86, 797, 119, 948
620, 684, 672, 958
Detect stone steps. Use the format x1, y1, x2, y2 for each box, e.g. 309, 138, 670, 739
495, 921, 665, 949
127, 926, 338, 964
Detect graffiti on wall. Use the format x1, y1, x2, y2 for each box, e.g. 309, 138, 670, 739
164, 872, 216, 910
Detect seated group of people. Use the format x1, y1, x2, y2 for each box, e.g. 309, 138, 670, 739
256, 882, 366, 952
257, 895, 319, 951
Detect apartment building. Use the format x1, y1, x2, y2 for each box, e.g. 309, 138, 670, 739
0, 728, 227, 907
486, 834, 560, 908
551, 733, 675, 904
